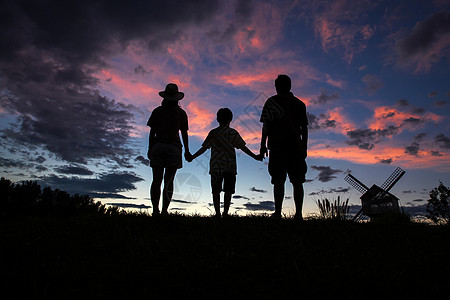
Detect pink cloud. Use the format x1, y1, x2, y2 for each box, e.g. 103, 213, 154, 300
96, 69, 160, 106
185, 102, 215, 138
369, 105, 443, 132
309, 142, 450, 171
310, 0, 377, 63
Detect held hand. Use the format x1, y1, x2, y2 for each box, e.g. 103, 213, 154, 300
185, 151, 193, 162
255, 154, 264, 162
260, 145, 268, 157
147, 148, 152, 160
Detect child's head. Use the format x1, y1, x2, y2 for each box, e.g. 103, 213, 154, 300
217, 108, 233, 126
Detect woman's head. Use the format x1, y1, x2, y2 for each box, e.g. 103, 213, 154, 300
159, 83, 184, 101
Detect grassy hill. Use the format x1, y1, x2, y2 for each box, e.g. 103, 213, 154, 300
1, 178, 449, 298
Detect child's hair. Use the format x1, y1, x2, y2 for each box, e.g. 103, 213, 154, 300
217, 108, 233, 125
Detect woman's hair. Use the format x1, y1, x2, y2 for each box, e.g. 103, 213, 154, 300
161, 99, 180, 107
217, 108, 233, 125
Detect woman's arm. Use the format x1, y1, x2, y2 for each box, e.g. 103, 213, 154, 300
147, 128, 156, 160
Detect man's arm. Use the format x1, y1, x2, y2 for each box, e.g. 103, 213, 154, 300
301, 125, 308, 158
147, 128, 156, 160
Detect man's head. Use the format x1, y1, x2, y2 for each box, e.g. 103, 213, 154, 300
217, 108, 233, 126
275, 74, 291, 94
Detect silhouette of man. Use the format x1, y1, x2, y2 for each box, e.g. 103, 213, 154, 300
259, 74, 308, 219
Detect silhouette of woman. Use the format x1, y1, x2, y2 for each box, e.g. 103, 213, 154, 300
147, 83, 191, 216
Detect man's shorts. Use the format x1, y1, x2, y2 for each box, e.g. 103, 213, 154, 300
210, 172, 236, 194
150, 143, 182, 169
268, 147, 307, 185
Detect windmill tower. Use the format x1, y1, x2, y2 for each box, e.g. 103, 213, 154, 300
345, 167, 406, 221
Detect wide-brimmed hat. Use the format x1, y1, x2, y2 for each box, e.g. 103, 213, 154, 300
158, 83, 184, 101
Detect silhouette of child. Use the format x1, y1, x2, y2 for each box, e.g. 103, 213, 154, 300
188, 108, 262, 218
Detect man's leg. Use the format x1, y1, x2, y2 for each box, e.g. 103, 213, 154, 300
223, 192, 232, 216
151, 166, 164, 215
161, 166, 177, 215
273, 182, 284, 217
292, 182, 304, 219
212, 192, 221, 217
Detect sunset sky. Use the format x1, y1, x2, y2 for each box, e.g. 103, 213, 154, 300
1, 0, 449, 217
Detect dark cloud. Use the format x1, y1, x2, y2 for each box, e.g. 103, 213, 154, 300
39, 171, 144, 198
242, 201, 274, 211
233, 195, 250, 200
0, 0, 225, 167
414, 133, 427, 141
379, 158, 393, 164
35, 165, 48, 172
396, 99, 410, 107
313, 88, 340, 104
428, 91, 438, 98
309, 187, 350, 196
250, 187, 267, 193
346, 126, 400, 150
403, 117, 424, 126
92, 193, 136, 199
106, 203, 150, 208
134, 65, 151, 75
172, 199, 196, 204
396, 10, 450, 70
405, 141, 420, 156
35, 156, 46, 164
55, 165, 94, 176
435, 133, 450, 149
311, 165, 343, 182
431, 150, 443, 157
362, 74, 383, 94
307, 112, 338, 131
395, 99, 426, 116
433, 100, 448, 107
135, 155, 150, 166
2, 95, 136, 166
0, 157, 30, 169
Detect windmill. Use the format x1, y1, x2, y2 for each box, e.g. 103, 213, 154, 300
345, 167, 406, 221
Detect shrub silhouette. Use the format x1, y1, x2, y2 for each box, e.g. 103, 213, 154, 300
0, 177, 120, 216
426, 181, 450, 225
314, 196, 350, 220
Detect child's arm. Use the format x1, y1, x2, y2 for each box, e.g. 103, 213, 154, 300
190, 145, 208, 162
240, 145, 263, 161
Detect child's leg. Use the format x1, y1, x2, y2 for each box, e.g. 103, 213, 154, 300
223, 192, 232, 216
212, 192, 221, 216
222, 173, 236, 217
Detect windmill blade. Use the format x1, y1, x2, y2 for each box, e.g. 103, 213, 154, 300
344, 174, 369, 194
381, 167, 405, 192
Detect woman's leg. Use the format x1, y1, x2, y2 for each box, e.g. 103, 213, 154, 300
161, 166, 177, 214
151, 166, 164, 215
